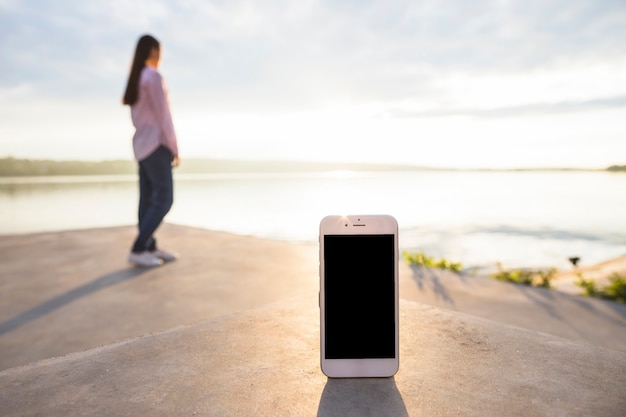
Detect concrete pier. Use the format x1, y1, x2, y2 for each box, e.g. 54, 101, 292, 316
1, 224, 625, 415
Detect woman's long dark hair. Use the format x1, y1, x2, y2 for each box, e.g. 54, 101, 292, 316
123, 35, 160, 106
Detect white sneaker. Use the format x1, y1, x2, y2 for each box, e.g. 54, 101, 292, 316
128, 251, 163, 268
152, 248, 178, 263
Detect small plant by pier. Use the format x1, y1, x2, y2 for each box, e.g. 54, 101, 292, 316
402, 251, 463, 273
576, 273, 626, 303
491, 263, 556, 289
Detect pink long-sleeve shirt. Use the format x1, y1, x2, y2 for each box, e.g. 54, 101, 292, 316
130, 66, 179, 161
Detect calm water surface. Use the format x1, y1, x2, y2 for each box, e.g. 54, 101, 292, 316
1, 170, 625, 270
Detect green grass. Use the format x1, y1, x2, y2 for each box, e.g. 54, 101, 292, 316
402, 251, 463, 273
576, 273, 626, 303
403, 251, 626, 301
491, 263, 556, 289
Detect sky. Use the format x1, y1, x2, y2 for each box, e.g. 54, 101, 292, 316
1, 0, 625, 169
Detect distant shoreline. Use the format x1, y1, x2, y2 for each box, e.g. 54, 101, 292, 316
0, 157, 624, 177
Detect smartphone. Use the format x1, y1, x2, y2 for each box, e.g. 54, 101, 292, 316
319, 214, 399, 378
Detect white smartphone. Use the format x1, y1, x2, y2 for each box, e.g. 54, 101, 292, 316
319, 214, 399, 378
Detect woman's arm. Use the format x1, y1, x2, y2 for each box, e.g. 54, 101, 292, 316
146, 70, 179, 158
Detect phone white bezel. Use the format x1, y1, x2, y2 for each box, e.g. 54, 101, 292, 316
319, 214, 399, 378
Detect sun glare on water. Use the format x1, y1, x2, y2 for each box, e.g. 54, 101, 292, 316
325, 170, 358, 179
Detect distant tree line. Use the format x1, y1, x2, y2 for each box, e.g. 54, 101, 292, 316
0, 158, 136, 176
0, 157, 386, 176
1, 157, 625, 176
607, 165, 626, 172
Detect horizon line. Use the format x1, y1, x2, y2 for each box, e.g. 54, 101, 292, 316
1, 156, 624, 175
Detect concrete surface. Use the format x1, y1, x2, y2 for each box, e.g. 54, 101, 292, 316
399, 264, 626, 352
0, 224, 318, 370
1, 224, 626, 416
1, 299, 625, 417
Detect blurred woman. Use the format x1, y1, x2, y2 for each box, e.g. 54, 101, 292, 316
123, 34, 179, 267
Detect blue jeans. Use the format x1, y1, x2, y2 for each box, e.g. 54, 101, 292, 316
131, 146, 174, 253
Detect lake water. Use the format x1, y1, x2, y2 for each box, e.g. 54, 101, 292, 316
1, 170, 625, 271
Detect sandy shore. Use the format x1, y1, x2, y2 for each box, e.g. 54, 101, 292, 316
551, 253, 626, 294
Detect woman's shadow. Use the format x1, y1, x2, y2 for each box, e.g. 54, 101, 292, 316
317, 377, 408, 417
0, 267, 149, 336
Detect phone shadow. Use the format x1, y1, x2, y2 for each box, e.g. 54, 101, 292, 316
317, 377, 408, 417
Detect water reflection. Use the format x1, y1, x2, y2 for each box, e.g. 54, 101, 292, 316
1, 171, 625, 269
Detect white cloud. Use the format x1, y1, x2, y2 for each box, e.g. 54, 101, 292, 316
381, 59, 626, 118
1, 0, 625, 166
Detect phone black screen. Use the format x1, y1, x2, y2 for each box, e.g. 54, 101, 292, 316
324, 234, 396, 359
